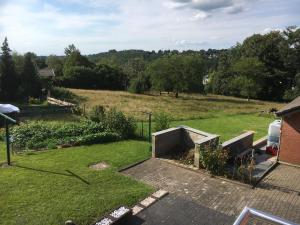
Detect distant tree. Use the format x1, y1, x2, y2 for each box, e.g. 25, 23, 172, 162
148, 57, 171, 95
12, 52, 24, 74
19, 53, 42, 101
123, 58, 149, 92
183, 55, 207, 93
64, 44, 79, 56
0, 37, 18, 101
46, 55, 64, 76
63, 44, 93, 76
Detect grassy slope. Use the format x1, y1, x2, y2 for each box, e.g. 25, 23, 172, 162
0, 141, 153, 225
70, 89, 283, 120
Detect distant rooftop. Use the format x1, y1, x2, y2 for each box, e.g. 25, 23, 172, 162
38, 67, 55, 78
276, 96, 300, 117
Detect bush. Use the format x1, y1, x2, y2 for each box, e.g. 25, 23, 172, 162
88, 106, 137, 138
104, 108, 136, 138
154, 112, 172, 132
50, 86, 84, 104
199, 145, 229, 175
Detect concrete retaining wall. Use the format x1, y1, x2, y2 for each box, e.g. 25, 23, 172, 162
222, 131, 254, 159
152, 128, 182, 158
152, 126, 219, 160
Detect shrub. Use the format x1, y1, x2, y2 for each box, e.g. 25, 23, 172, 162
104, 108, 136, 138
199, 145, 229, 175
153, 112, 172, 132
50, 86, 84, 104
88, 106, 137, 138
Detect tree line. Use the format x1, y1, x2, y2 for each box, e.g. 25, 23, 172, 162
0, 26, 299, 103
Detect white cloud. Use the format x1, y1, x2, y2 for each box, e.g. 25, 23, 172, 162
0, 0, 298, 55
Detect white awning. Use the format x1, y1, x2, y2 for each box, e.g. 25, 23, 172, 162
0, 104, 20, 113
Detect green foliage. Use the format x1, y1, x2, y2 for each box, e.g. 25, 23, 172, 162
0, 37, 18, 101
10, 120, 109, 150
148, 54, 206, 97
154, 112, 172, 132
50, 86, 83, 103
19, 52, 42, 100
46, 55, 63, 76
208, 28, 300, 101
128, 75, 150, 94
88, 106, 137, 138
103, 108, 136, 138
199, 145, 229, 175
58, 64, 126, 90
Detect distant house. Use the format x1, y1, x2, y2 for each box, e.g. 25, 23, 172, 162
38, 67, 55, 78
276, 96, 300, 165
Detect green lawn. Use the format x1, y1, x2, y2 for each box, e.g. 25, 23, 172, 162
171, 114, 275, 141
0, 141, 153, 225
137, 113, 275, 142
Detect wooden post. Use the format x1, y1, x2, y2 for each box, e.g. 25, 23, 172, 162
5, 120, 10, 166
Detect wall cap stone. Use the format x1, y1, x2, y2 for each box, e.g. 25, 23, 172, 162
152, 127, 181, 136
222, 131, 255, 147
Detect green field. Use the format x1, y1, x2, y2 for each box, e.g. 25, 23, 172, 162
0, 141, 153, 225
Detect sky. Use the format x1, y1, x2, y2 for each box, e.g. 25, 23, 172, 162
0, 0, 299, 55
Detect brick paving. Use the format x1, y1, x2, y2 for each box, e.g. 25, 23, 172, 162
123, 159, 300, 225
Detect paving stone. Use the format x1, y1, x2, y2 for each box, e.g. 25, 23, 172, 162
152, 189, 168, 198
123, 158, 300, 225
132, 205, 144, 215
140, 197, 156, 207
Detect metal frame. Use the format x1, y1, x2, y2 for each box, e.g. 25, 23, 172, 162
0, 112, 17, 166
233, 207, 299, 225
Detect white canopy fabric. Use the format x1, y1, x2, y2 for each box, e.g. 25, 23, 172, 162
0, 104, 20, 113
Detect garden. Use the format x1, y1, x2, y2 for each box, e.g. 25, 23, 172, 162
0, 90, 281, 225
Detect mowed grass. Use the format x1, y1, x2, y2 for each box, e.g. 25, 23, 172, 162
171, 114, 274, 141
70, 89, 283, 120
0, 141, 153, 225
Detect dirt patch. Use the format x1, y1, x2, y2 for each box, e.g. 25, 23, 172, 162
89, 162, 110, 170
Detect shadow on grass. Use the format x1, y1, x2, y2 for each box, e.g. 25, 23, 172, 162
15, 165, 90, 185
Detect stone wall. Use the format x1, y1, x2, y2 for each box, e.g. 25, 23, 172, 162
180, 126, 213, 149
152, 128, 182, 158
194, 135, 220, 168
222, 131, 254, 159
152, 126, 218, 158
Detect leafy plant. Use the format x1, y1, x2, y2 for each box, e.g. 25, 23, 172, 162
199, 145, 229, 175
88, 106, 137, 138
153, 112, 172, 132
104, 108, 136, 138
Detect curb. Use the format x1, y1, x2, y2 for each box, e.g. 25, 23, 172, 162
132, 189, 169, 215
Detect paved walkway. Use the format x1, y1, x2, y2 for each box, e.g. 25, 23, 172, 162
123, 159, 300, 225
